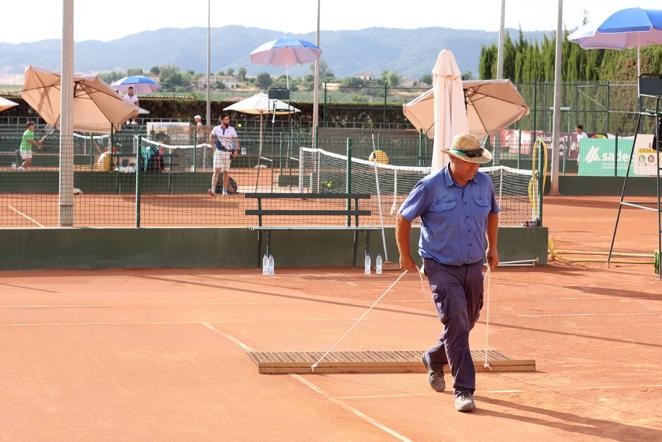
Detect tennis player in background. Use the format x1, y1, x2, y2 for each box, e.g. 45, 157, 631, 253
208, 113, 240, 196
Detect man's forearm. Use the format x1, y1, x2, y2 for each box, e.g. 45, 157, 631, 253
395, 214, 412, 259
487, 212, 499, 249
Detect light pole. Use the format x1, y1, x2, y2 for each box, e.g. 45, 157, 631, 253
60, 0, 74, 226
312, 0, 321, 147
496, 0, 506, 79
206, 0, 211, 127
550, 0, 563, 195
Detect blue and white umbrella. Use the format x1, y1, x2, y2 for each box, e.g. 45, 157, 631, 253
249, 38, 321, 88
111, 75, 161, 95
568, 8, 662, 78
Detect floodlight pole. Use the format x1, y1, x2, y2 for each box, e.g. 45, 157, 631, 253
550, 0, 563, 195
312, 0, 321, 148
496, 0, 506, 79
206, 0, 211, 127
59, 0, 74, 226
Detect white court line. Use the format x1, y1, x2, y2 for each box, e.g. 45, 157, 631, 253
517, 312, 662, 318
291, 374, 412, 442
0, 318, 359, 327
201, 322, 255, 352
336, 384, 662, 399
8, 205, 44, 227
201, 325, 411, 442
486, 384, 662, 393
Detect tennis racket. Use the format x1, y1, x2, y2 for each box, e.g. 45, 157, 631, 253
39, 125, 57, 143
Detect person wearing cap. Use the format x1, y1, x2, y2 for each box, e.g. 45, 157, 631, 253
395, 133, 500, 412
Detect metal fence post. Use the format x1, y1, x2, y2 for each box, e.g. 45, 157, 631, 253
614, 134, 619, 177
346, 138, 352, 227
538, 139, 544, 225
383, 84, 388, 125
135, 135, 142, 228
532, 82, 538, 143
418, 129, 424, 167
323, 82, 328, 128
606, 81, 610, 134
192, 126, 197, 173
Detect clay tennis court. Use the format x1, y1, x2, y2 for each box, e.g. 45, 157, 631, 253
0, 195, 660, 440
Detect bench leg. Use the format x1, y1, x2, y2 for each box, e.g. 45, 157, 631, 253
266, 231, 272, 257
365, 231, 370, 260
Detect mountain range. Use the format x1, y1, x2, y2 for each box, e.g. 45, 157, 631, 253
0, 26, 547, 80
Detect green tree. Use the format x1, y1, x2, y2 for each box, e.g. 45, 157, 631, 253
237, 67, 247, 82
126, 68, 143, 76
256, 72, 273, 89
150, 66, 160, 76
419, 74, 432, 86
226, 68, 235, 77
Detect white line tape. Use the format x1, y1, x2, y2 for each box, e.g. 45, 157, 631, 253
291, 374, 412, 442
8, 205, 44, 227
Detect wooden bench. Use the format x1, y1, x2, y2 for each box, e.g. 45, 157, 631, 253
244, 193, 381, 268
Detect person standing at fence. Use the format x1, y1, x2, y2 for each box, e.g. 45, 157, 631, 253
123, 87, 139, 124
209, 113, 240, 196
395, 133, 499, 413
18, 121, 43, 170
575, 124, 588, 140
193, 114, 205, 144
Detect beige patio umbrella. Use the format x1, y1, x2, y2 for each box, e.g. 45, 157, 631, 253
224, 92, 300, 191
0, 97, 19, 112
224, 92, 300, 158
21, 65, 139, 133
403, 79, 530, 140
430, 49, 468, 172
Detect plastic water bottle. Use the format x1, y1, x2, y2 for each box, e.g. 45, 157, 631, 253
262, 253, 269, 275
364, 254, 371, 275
375, 254, 383, 275
268, 255, 275, 276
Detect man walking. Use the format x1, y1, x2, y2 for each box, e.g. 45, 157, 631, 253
395, 133, 499, 412
209, 113, 239, 196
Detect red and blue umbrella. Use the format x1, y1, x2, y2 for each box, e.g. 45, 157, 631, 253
111, 75, 161, 95
249, 38, 321, 88
568, 8, 662, 78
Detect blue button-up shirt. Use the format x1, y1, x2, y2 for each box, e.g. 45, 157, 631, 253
399, 166, 499, 266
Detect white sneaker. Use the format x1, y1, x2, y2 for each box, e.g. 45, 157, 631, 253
222, 189, 229, 196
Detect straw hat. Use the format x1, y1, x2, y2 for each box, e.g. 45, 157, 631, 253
441, 134, 492, 164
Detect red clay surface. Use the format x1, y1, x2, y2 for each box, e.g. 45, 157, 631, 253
0, 195, 660, 440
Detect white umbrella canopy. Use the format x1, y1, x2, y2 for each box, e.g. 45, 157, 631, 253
224, 92, 300, 176
431, 49, 468, 172
21, 65, 139, 133
0, 97, 19, 112
403, 79, 529, 139
223, 92, 300, 115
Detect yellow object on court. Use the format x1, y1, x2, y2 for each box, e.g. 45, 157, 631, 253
369, 149, 389, 164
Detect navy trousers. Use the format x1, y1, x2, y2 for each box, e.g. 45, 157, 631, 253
422, 258, 484, 395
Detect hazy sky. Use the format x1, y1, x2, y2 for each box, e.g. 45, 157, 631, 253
1, 0, 661, 44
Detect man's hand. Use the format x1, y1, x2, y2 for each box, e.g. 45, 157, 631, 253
231, 150, 239, 159
487, 247, 499, 270
399, 254, 418, 271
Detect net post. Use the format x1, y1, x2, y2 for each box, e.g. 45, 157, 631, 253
135, 135, 142, 228
346, 138, 352, 227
